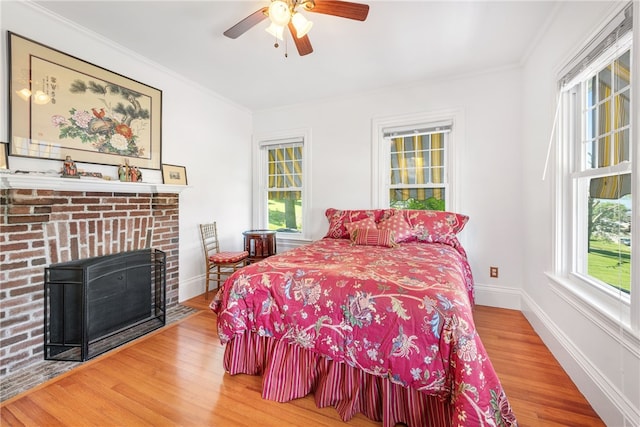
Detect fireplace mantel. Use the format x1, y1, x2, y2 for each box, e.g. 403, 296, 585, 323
0, 172, 187, 194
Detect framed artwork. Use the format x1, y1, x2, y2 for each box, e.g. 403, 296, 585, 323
161, 164, 187, 185
8, 32, 162, 169
0, 143, 8, 169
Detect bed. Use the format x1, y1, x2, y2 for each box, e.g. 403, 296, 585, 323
211, 208, 518, 427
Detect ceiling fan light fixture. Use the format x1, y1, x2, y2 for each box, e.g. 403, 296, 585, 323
265, 22, 285, 40
223, 0, 369, 57
268, 0, 291, 27
291, 12, 313, 38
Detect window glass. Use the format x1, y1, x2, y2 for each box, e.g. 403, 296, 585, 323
572, 45, 633, 295
585, 175, 632, 293
388, 131, 447, 211
266, 144, 303, 233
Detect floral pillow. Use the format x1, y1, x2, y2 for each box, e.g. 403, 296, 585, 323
401, 209, 469, 244
350, 228, 396, 248
377, 211, 413, 243
324, 208, 390, 239
344, 217, 377, 237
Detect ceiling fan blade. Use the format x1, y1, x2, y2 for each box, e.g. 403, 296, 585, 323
288, 23, 314, 56
305, 0, 369, 21
223, 7, 268, 39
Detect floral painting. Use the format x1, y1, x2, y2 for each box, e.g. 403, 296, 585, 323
9, 32, 162, 169
52, 80, 150, 157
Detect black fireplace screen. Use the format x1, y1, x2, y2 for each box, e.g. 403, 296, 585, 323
44, 249, 166, 362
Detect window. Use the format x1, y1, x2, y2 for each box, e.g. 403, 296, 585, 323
372, 111, 462, 212
387, 127, 450, 211
255, 130, 310, 240
556, 4, 634, 322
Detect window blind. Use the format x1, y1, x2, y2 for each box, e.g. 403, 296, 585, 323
558, 3, 632, 89
383, 121, 452, 139
260, 137, 304, 148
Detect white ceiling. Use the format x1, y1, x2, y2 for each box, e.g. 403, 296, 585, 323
33, 0, 559, 111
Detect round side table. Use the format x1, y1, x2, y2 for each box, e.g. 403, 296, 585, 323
243, 229, 277, 263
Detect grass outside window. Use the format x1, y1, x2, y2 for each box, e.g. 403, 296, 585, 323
588, 238, 631, 293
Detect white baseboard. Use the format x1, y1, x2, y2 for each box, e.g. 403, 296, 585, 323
475, 284, 638, 425
473, 282, 522, 310
179, 274, 206, 302
521, 292, 638, 427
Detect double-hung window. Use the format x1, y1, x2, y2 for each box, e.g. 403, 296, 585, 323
556, 3, 635, 324
372, 111, 461, 212
386, 126, 450, 211
255, 130, 309, 240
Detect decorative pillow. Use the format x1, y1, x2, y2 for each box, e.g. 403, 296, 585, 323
324, 209, 350, 238
377, 212, 413, 243
350, 228, 396, 248
401, 209, 469, 244
324, 208, 391, 239
344, 217, 377, 237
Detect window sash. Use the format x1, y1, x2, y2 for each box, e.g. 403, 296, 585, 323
560, 8, 634, 302
266, 144, 303, 196
390, 134, 445, 182
580, 45, 632, 172
387, 132, 448, 207
372, 110, 461, 212
255, 131, 308, 239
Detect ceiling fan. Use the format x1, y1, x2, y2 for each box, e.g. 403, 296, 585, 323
223, 0, 370, 56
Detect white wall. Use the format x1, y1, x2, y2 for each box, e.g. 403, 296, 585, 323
0, 1, 253, 302
253, 68, 525, 308
522, 2, 639, 426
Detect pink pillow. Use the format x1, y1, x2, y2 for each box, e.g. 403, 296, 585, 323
350, 228, 396, 248
344, 217, 377, 236
401, 210, 469, 243
377, 212, 413, 243
324, 208, 391, 239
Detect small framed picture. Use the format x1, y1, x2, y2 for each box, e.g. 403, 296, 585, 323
0, 143, 8, 169
161, 164, 187, 185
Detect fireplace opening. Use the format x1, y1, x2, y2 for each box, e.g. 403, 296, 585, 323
44, 249, 166, 362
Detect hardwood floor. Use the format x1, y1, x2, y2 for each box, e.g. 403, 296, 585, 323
1, 296, 604, 426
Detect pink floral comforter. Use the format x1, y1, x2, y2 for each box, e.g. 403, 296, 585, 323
211, 238, 517, 426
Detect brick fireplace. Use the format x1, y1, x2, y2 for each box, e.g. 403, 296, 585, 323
0, 177, 182, 377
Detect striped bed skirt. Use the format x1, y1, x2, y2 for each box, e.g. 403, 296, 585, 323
223, 332, 453, 427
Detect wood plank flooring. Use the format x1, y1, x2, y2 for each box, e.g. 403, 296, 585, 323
1, 296, 604, 426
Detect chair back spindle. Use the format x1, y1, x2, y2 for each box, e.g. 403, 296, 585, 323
199, 222, 249, 300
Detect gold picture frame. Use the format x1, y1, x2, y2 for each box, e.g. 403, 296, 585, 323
161, 164, 187, 185
9, 32, 162, 169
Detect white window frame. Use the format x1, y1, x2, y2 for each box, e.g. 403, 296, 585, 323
372, 109, 464, 212
253, 128, 311, 241
552, 2, 639, 334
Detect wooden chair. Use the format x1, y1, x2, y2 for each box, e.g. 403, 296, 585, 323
199, 222, 249, 299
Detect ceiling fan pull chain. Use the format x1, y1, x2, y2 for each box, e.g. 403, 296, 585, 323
285, 34, 288, 58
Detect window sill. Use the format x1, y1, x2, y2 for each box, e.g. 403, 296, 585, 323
275, 234, 312, 252
545, 272, 639, 344
276, 235, 312, 243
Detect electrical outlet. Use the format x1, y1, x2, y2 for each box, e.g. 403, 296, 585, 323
490, 267, 499, 278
